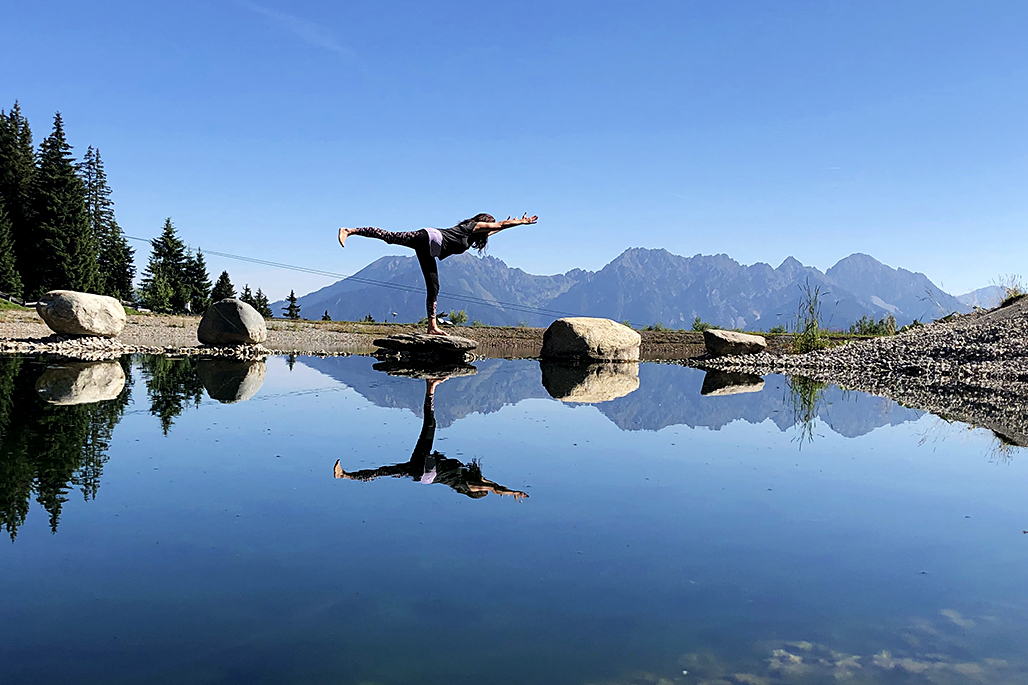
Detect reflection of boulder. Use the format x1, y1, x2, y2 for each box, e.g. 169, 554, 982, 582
700, 370, 765, 396
35, 361, 126, 405
196, 359, 266, 403
36, 290, 126, 338
373, 360, 478, 379
541, 317, 641, 361
541, 361, 640, 403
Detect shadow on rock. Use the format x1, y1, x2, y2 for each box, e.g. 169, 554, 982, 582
197, 358, 266, 403
700, 370, 765, 396
372, 360, 478, 379
35, 361, 127, 405
541, 361, 640, 403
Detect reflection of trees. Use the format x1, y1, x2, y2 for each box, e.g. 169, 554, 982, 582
0, 357, 132, 540
140, 356, 205, 434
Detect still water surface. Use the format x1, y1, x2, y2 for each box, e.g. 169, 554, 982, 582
0, 354, 1025, 684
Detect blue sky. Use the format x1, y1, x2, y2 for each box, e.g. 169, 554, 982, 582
3, 0, 1026, 300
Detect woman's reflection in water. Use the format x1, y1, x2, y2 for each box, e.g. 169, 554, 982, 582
334, 377, 528, 500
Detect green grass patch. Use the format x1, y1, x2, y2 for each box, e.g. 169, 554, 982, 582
0, 299, 30, 311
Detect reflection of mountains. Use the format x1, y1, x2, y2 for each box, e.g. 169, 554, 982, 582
298, 357, 922, 436
301, 356, 551, 428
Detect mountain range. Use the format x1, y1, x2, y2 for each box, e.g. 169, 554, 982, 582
276, 249, 979, 330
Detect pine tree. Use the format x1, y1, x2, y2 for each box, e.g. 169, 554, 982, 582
81, 146, 134, 299
211, 270, 234, 301
239, 284, 255, 308
185, 249, 212, 313
0, 102, 36, 283
142, 271, 172, 313
0, 202, 23, 297
321, 310, 331, 321
283, 290, 301, 320
28, 113, 97, 296
253, 288, 272, 318
140, 218, 189, 313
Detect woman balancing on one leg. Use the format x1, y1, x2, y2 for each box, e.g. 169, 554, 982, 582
338, 213, 538, 335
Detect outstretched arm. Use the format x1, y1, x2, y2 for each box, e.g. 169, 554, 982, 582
473, 213, 538, 237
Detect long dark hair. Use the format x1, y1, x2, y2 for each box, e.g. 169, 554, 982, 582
467, 213, 494, 253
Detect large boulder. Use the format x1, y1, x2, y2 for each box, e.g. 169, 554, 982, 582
703, 329, 767, 357
197, 358, 266, 403
36, 290, 126, 338
35, 361, 126, 405
198, 298, 267, 346
373, 333, 477, 361
541, 361, 640, 403
541, 317, 641, 361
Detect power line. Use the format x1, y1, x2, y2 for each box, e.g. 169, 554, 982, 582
124, 235, 589, 322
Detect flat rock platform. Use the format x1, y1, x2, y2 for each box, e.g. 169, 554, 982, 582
372, 333, 478, 361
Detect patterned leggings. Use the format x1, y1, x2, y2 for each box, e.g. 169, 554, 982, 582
350, 227, 439, 322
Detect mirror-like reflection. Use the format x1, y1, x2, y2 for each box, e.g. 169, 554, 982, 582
700, 369, 765, 396
139, 356, 206, 434
301, 356, 923, 438
540, 360, 640, 403
35, 361, 127, 405
196, 358, 267, 403
0, 357, 130, 539
1, 353, 1025, 683
334, 375, 528, 500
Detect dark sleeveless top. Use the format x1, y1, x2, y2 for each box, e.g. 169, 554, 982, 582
438, 219, 479, 260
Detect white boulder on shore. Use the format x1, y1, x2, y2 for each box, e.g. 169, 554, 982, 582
197, 298, 268, 346
541, 317, 641, 361
36, 290, 127, 338
703, 329, 767, 357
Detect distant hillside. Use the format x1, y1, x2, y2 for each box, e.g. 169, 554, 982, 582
281, 254, 583, 326
957, 285, 1005, 310
275, 249, 969, 330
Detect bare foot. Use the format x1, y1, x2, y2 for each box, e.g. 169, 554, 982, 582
333, 459, 350, 479
426, 326, 449, 336
337, 227, 350, 248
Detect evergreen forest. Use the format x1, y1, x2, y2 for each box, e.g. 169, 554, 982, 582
0, 103, 135, 300
0, 101, 284, 317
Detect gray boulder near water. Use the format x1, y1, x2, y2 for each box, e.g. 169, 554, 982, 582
540, 361, 640, 403
703, 329, 767, 357
197, 358, 267, 403
35, 361, 127, 405
36, 290, 126, 338
373, 333, 477, 361
541, 317, 641, 361
197, 298, 268, 346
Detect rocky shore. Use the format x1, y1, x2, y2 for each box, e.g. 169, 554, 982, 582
697, 297, 1028, 447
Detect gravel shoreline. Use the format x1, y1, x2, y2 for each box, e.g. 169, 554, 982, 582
696, 298, 1028, 447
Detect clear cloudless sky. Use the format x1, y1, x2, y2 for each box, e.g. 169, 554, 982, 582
2, 0, 1026, 300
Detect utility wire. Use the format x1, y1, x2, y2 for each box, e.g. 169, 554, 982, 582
124, 235, 591, 322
